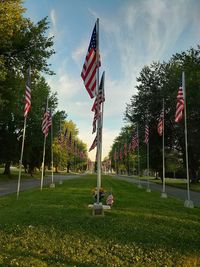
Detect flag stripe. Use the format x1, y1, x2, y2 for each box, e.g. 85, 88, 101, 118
175, 85, 184, 123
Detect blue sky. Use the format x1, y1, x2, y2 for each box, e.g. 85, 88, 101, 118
23, 0, 200, 160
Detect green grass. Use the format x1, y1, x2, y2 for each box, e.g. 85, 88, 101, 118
0, 175, 200, 266
148, 177, 200, 192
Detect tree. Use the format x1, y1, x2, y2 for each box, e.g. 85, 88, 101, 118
0, 0, 55, 175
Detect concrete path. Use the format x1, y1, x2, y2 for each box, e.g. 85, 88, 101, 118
113, 175, 200, 207
0, 174, 85, 197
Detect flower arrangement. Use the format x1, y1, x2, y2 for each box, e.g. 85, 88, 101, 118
91, 187, 105, 202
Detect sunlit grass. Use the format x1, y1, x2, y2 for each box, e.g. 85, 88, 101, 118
0, 174, 200, 266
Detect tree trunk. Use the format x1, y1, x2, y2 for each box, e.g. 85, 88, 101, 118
3, 161, 11, 176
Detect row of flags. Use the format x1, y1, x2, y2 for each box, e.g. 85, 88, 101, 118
113, 80, 185, 161
57, 126, 86, 158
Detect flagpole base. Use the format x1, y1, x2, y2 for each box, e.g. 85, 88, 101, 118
59, 180, 63, 185
146, 188, 151, 193
88, 203, 111, 216
137, 183, 142, 189
184, 200, 194, 208
161, 192, 167, 198
50, 183, 55, 188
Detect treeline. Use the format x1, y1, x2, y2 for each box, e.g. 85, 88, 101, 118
0, 0, 87, 176
109, 46, 200, 183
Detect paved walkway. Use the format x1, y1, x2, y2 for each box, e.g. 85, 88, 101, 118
113, 175, 200, 207
0, 174, 85, 197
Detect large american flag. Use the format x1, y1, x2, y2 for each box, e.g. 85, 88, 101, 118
42, 108, 51, 138
157, 110, 164, 136
24, 67, 31, 117
144, 124, 149, 144
81, 22, 100, 99
175, 82, 184, 123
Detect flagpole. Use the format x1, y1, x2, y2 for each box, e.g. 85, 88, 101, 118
161, 98, 167, 198
40, 136, 46, 190
17, 117, 27, 199
137, 123, 142, 188
183, 71, 193, 208
40, 98, 48, 191
50, 108, 55, 188
146, 131, 151, 192
95, 18, 102, 205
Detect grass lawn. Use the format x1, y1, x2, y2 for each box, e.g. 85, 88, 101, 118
148, 177, 200, 192
0, 175, 200, 267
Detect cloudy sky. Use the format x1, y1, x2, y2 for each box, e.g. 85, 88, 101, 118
24, 0, 200, 160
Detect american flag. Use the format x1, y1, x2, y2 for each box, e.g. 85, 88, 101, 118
144, 124, 149, 144
58, 129, 62, 144
106, 192, 114, 206
62, 127, 68, 142
89, 134, 97, 152
157, 110, 164, 136
131, 131, 139, 150
124, 143, 127, 156
175, 81, 184, 123
119, 147, 123, 160
68, 132, 72, 148
42, 108, 51, 138
81, 22, 100, 99
24, 66, 31, 117
91, 71, 105, 112
114, 149, 117, 161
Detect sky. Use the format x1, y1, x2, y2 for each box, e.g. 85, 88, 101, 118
23, 0, 200, 161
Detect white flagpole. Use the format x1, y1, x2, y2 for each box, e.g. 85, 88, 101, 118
50, 108, 55, 188
17, 117, 27, 199
40, 99, 48, 191
183, 71, 193, 208
137, 123, 142, 188
161, 98, 167, 198
146, 125, 151, 192
96, 18, 101, 205
17, 66, 31, 199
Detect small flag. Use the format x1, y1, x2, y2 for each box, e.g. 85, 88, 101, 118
63, 127, 68, 142
131, 131, 139, 150
157, 110, 164, 136
119, 147, 123, 160
68, 132, 72, 148
175, 80, 184, 123
81, 22, 100, 99
106, 192, 114, 206
144, 124, 149, 144
58, 129, 62, 144
124, 143, 127, 156
42, 108, 51, 138
24, 66, 31, 117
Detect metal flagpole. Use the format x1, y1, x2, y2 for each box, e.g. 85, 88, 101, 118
17, 117, 27, 199
146, 129, 151, 192
183, 71, 193, 208
137, 123, 142, 188
161, 98, 167, 198
96, 18, 101, 205
40, 99, 48, 191
50, 108, 55, 188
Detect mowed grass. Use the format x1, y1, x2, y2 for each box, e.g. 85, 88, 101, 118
0, 175, 200, 267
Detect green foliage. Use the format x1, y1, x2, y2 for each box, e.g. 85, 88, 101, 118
111, 46, 200, 182
0, 175, 200, 266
